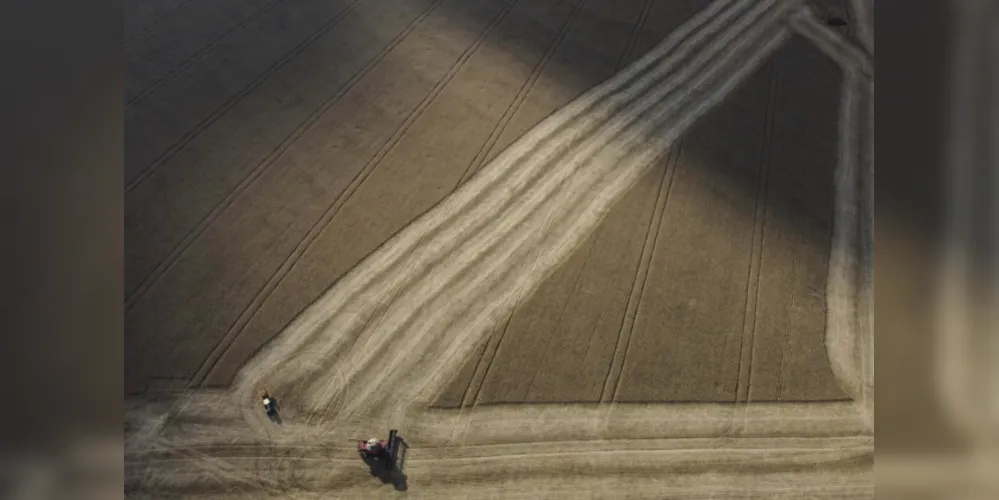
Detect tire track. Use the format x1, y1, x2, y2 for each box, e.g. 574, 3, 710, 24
124, 0, 370, 194
775, 256, 800, 401
239, 0, 764, 409
467, 301, 520, 406
307, 8, 793, 427
383, 23, 796, 430
125, 0, 448, 313
133, 434, 869, 461
409, 398, 863, 446
600, 146, 679, 404
125, 0, 292, 109
523, 227, 600, 401
445, 295, 526, 444
194, 0, 523, 389
614, 0, 656, 70
124, 0, 199, 47
736, 62, 779, 407
128, 437, 869, 496
456, 0, 587, 186
147, 440, 287, 494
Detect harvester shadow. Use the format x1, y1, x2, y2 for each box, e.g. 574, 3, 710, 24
360, 438, 409, 492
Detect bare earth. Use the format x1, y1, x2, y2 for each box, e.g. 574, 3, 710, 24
124, 0, 874, 497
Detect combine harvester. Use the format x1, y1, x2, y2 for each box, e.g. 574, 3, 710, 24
357, 429, 405, 471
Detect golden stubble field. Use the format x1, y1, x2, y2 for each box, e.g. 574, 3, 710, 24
124, 0, 873, 497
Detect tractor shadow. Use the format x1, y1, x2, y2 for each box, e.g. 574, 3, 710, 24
360, 438, 409, 492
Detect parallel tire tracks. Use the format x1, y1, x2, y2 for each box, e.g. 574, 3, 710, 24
736, 62, 779, 407
124, 0, 369, 194
600, 145, 679, 403
125, 0, 292, 109
125, 0, 443, 311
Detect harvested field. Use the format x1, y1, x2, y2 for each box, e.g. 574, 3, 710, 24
124, 0, 873, 497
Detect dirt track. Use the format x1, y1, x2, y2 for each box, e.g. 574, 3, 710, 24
124, 0, 873, 496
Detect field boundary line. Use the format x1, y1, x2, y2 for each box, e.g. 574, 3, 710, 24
124, 0, 370, 193
194, 0, 523, 389
134, 442, 869, 468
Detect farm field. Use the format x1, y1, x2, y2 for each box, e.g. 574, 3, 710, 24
124, 0, 873, 497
